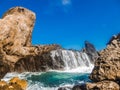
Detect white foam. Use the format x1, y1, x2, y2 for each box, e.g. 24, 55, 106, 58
49, 65, 93, 73
27, 82, 74, 90
2, 72, 42, 82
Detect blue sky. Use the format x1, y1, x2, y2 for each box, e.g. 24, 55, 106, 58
0, 0, 120, 50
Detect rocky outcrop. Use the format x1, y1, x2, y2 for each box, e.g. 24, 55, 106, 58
71, 33, 120, 90
90, 33, 120, 82
0, 77, 27, 90
72, 81, 120, 90
0, 7, 62, 79
10, 77, 27, 90
84, 41, 98, 64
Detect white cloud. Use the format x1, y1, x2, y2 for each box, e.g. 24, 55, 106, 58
62, 0, 71, 5
42, 0, 72, 15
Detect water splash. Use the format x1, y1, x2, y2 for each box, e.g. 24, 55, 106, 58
50, 49, 93, 71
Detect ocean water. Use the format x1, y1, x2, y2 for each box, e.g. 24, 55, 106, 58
2, 67, 93, 90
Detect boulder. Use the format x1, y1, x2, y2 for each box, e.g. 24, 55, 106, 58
72, 81, 120, 90
0, 77, 26, 90
0, 81, 7, 87
90, 33, 120, 82
10, 77, 27, 90
58, 86, 72, 90
72, 84, 87, 90
1, 83, 23, 90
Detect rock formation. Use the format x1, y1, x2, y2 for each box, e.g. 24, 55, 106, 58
90, 33, 120, 82
84, 41, 98, 64
73, 81, 120, 90
0, 7, 61, 79
86, 81, 120, 90
0, 77, 27, 90
72, 33, 120, 90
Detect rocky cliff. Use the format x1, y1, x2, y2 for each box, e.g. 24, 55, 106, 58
0, 7, 61, 79
72, 33, 120, 90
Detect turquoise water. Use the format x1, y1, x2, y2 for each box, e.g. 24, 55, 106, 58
27, 71, 91, 88
3, 71, 91, 90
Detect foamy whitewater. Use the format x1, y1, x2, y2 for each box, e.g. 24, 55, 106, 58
2, 49, 94, 90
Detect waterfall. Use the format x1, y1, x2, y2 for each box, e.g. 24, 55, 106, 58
50, 49, 94, 71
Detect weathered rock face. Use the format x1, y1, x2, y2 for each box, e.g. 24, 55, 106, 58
90, 33, 120, 82
86, 81, 120, 90
84, 41, 98, 64
72, 81, 120, 90
0, 7, 62, 79
0, 7, 36, 57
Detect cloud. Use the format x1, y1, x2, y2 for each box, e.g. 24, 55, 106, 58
42, 0, 72, 15
62, 0, 71, 6
61, 0, 72, 13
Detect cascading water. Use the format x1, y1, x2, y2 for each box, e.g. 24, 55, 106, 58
2, 49, 94, 90
50, 49, 94, 72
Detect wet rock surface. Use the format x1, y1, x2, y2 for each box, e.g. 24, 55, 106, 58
0, 77, 27, 90
58, 86, 72, 90
72, 84, 87, 90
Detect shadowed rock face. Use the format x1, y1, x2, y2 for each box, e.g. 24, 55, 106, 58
0, 7, 62, 79
84, 41, 98, 64
0, 61, 10, 79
